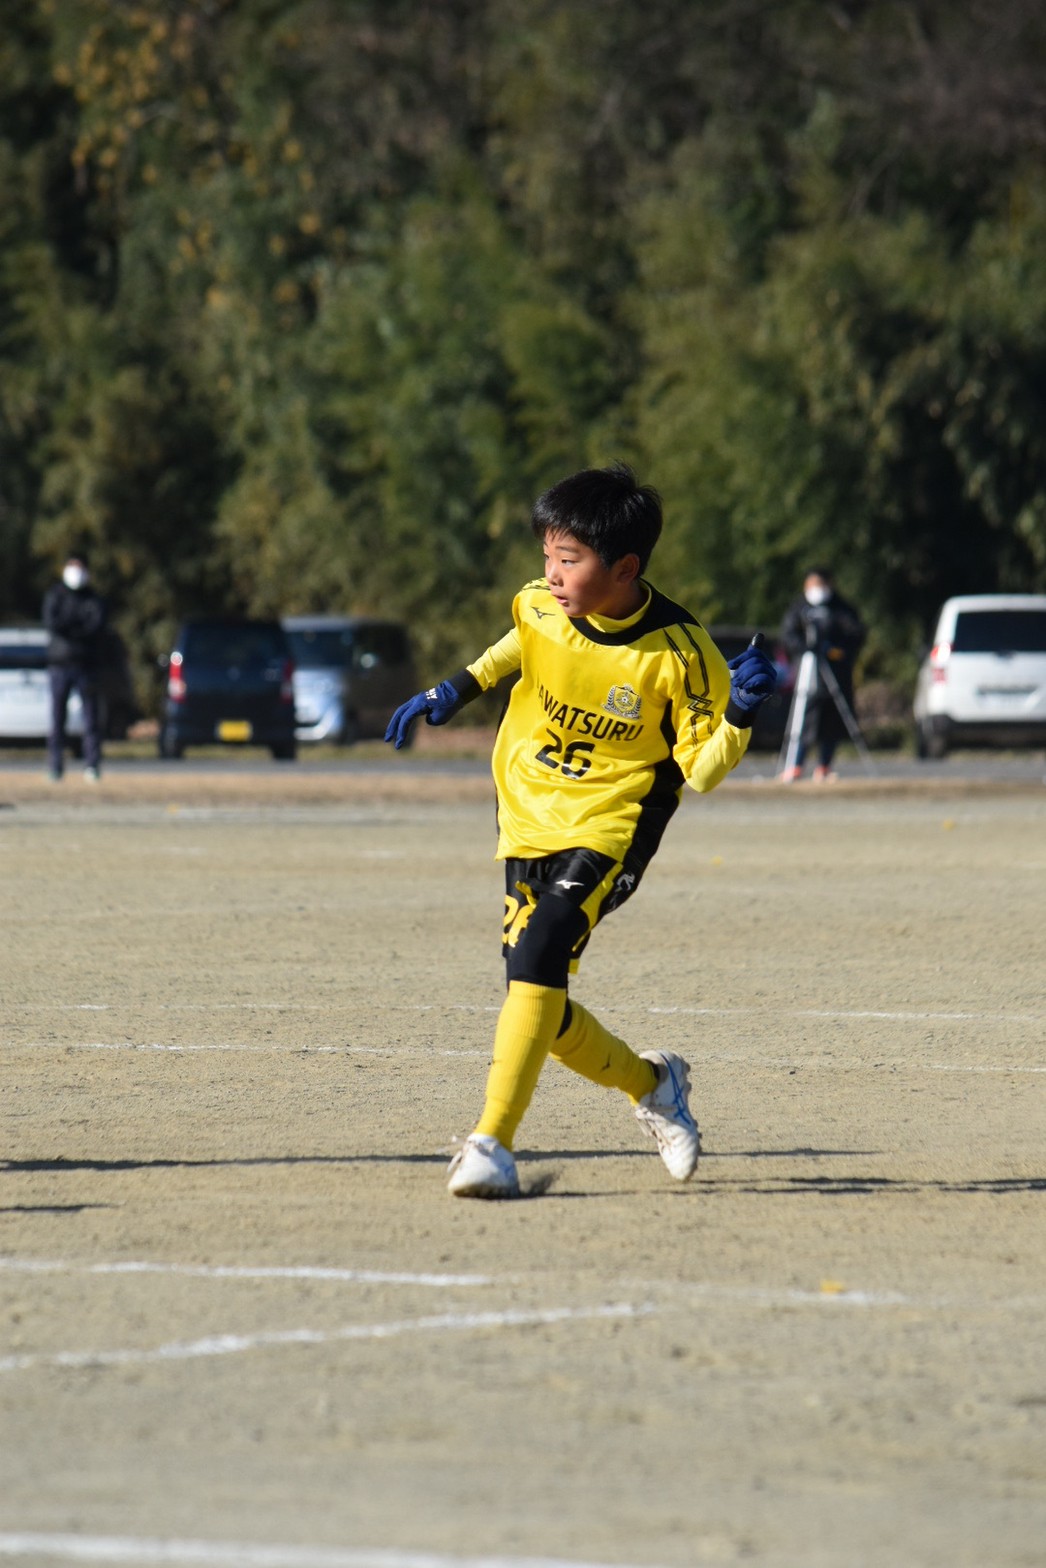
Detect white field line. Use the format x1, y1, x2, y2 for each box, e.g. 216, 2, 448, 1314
0, 1258, 491, 1288
927, 1063, 1046, 1074
652, 1004, 1046, 1024
0, 1254, 995, 1320
0, 1282, 960, 1382
12, 1000, 1046, 1025
0, 1257, 928, 1309
3, 1277, 1026, 1384
15, 1043, 492, 1057
3, 1257, 1037, 1381
0, 1533, 664, 1568
0, 1303, 651, 1376
0, 1256, 919, 1313
10, 1041, 1044, 1072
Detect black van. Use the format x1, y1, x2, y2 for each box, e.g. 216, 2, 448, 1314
158, 618, 297, 760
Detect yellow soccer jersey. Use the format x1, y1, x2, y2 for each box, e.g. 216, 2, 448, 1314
466, 578, 750, 863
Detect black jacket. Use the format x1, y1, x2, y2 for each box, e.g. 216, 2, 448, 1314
42, 581, 108, 669
781, 591, 866, 671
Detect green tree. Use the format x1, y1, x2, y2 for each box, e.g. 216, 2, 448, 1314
4, 0, 1046, 701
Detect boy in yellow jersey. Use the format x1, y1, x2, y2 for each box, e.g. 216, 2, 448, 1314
385, 463, 776, 1197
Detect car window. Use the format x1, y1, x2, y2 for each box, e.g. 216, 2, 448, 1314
952, 610, 1046, 654
182, 625, 287, 665
286, 628, 355, 669
0, 641, 47, 671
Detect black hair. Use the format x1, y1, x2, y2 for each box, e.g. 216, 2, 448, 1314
805, 566, 834, 583
531, 462, 663, 572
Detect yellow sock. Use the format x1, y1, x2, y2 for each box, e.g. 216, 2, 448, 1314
474, 981, 567, 1149
551, 1000, 657, 1103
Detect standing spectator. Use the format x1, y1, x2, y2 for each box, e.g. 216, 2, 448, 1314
42, 547, 107, 781
779, 567, 866, 782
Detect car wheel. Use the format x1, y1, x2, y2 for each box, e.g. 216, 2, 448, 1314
106, 703, 132, 741
271, 741, 297, 761
916, 718, 948, 760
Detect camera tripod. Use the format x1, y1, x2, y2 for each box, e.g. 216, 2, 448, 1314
777, 638, 875, 779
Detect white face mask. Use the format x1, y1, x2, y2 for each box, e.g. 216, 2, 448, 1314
62, 563, 89, 591
804, 584, 830, 607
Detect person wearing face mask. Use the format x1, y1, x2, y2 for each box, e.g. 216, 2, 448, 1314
42, 548, 109, 781
779, 567, 866, 782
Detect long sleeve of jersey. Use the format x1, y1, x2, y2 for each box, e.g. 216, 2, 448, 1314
469, 578, 749, 864
466, 626, 522, 691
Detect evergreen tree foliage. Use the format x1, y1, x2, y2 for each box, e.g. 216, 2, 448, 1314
1, 0, 1044, 702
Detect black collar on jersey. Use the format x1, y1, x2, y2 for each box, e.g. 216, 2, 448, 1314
568, 586, 701, 646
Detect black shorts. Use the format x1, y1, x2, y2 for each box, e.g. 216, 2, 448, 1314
501, 847, 644, 989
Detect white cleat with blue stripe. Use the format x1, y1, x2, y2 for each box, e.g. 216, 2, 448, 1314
634, 1049, 700, 1181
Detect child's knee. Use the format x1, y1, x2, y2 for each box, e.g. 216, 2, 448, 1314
505, 894, 587, 988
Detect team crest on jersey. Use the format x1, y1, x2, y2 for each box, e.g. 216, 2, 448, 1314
603, 684, 642, 720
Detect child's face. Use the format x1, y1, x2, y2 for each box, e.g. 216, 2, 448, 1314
542, 530, 643, 620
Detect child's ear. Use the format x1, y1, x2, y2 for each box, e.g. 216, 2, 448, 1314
615, 552, 642, 584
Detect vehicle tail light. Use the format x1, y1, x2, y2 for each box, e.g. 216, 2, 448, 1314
167, 651, 186, 703
930, 641, 951, 684
280, 658, 295, 703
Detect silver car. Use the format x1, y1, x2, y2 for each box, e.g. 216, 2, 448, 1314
913, 594, 1046, 757
282, 615, 416, 744
0, 627, 83, 744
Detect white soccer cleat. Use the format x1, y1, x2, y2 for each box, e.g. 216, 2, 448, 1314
634, 1050, 700, 1181
447, 1134, 520, 1199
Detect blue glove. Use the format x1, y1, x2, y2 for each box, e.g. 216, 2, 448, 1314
726, 635, 778, 718
384, 680, 464, 749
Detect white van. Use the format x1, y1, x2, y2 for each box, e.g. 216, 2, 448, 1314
913, 594, 1046, 757
282, 615, 416, 744
0, 627, 83, 744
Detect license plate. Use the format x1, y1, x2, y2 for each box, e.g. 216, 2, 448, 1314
217, 719, 252, 742
977, 688, 1035, 704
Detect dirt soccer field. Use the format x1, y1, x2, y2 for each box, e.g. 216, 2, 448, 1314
2, 764, 1045, 1568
